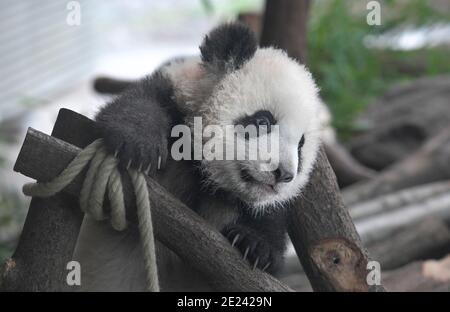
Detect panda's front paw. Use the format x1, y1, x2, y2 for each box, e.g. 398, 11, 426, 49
98, 122, 168, 175
222, 224, 283, 274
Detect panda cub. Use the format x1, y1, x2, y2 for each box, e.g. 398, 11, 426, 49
75, 23, 322, 291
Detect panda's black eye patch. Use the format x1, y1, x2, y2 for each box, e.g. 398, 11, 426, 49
234, 110, 276, 139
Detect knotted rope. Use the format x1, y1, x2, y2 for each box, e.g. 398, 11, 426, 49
22, 139, 159, 291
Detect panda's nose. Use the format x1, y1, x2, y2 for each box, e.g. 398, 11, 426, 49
274, 166, 294, 183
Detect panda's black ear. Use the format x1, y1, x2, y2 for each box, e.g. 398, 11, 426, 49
200, 23, 257, 72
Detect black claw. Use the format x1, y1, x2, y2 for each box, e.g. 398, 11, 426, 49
231, 234, 240, 247
100, 129, 168, 175
253, 257, 259, 270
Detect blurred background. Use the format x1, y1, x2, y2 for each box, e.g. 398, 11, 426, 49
1, 0, 450, 291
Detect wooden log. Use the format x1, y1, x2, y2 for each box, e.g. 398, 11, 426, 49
356, 191, 450, 245
324, 142, 375, 188
349, 181, 450, 220
279, 272, 312, 292
237, 12, 263, 37
282, 184, 450, 284
287, 147, 384, 291
350, 76, 450, 170
367, 218, 450, 270
0, 109, 89, 291
0, 194, 82, 291
282, 214, 450, 277
7, 121, 291, 292
383, 255, 450, 292
260, 0, 310, 63
343, 127, 450, 206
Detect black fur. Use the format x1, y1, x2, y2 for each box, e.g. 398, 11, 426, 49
197, 181, 287, 273
200, 23, 257, 71
95, 70, 178, 173
222, 207, 287, 274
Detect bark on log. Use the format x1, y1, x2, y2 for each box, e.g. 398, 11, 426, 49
343, 127, 450, 206
3, 113, 291, 292
287, 147, 384, 292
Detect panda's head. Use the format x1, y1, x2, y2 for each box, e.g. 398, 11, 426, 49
194, 23, 322, 211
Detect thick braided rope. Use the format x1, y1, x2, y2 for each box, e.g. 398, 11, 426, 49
129, 169, 159, 291
22, 138, 159, 291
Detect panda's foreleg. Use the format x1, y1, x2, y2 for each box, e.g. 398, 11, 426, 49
95, 70, 178, 173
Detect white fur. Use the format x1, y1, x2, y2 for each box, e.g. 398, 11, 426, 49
198, 48, 322, 210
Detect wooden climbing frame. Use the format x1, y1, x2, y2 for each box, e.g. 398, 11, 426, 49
0, 108, 385, 292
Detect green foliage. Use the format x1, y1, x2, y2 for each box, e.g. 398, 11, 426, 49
380, 0, 450, 31
200, 0, 263, 18
308, 1, 380, 138
200, 0, 215, 15
307, 0, 450, 139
